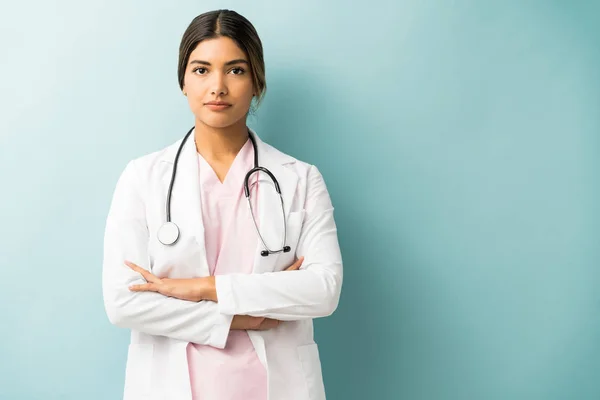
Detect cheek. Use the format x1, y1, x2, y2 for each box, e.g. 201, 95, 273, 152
186, 96, 204, 115
230, 77, 254, 98
236, 94, 253, 110
234, 90, 255, 111
184, 77, 205, 96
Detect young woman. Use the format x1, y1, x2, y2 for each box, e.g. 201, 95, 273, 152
102, 9, 343, 400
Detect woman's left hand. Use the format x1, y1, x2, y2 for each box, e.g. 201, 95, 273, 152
125, 260, 210, 302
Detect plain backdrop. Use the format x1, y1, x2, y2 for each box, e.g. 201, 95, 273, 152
0, 1, 599, 399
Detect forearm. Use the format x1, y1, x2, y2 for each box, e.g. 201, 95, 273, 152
206, 201, 343, 320
103, 279, 233, 347
211, 265, 342, 320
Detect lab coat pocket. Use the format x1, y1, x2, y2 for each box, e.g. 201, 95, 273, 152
297, 343, 326, 400
123, 344, 153, 399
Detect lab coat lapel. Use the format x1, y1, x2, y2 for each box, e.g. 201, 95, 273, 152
251, 134, 298, 274
164, 133, 210, 277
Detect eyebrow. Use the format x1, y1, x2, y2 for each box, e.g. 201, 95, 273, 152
189, 59, 249, 66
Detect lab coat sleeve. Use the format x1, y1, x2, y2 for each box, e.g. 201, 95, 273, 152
215, 165, 343, 320
102, 160, 233, 348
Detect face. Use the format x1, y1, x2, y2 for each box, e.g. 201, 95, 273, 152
182, 36, 255, 130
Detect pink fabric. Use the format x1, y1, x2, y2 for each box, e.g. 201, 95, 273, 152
186, 138, 267, 400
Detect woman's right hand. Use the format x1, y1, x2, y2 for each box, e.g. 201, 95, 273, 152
231, 315, 280, 330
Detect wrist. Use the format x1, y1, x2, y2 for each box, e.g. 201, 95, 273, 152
198, 276, 218, 302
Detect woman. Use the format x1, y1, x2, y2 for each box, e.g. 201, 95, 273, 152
102, 9, 343, 400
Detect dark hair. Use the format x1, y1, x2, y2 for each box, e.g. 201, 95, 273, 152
178, 10, 266, 105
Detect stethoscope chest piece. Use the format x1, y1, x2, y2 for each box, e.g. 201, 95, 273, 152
158, 221, 180, 245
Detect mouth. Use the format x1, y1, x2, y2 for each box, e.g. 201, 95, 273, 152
204, 101, 232, 111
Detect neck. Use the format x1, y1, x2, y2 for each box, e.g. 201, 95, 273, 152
194, 118, 249, 162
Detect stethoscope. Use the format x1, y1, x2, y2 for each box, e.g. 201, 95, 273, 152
157, 126, 291, 257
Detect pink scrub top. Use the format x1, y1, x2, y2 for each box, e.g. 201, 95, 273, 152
186, 138, 267, 400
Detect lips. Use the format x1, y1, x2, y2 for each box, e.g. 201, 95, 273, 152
204, 101, 232, 111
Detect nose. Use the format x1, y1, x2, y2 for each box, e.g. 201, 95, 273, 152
210, 72, 228, 96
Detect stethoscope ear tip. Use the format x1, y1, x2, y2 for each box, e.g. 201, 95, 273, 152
261, 246, 291, 257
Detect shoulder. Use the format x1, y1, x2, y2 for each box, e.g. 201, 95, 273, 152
120, 138, 183, 182
132, 138, 181, 169
262, 142, 335, 217
261, 141, 329, 193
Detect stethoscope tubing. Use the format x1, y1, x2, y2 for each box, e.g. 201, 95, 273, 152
159, 127, 290, 257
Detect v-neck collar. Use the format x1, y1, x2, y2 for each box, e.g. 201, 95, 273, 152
197, 137, 253, 193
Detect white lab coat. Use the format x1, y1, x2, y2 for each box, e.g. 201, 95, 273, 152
102, 129, 343, 400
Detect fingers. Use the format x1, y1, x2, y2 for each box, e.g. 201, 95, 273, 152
125, 260, 160, 283
230, 315, 281, 330
129, 283, 158, 292
247, 316, 266, 330
258, 318, 281, 330
285, 256, 304, 271
231, 315, 265, 330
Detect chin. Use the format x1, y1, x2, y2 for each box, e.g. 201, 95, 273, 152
197, 112, 246, 129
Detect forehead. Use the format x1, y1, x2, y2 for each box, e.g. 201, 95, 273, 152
188, 37, 247, 63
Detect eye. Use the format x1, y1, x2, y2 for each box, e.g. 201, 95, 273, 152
230, 67, 245, 75
192, 67, 207, 75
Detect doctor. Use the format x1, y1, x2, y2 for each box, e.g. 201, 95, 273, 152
102, 9, 343, 400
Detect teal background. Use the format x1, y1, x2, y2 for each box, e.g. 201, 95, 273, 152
1, 1, 599, 399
